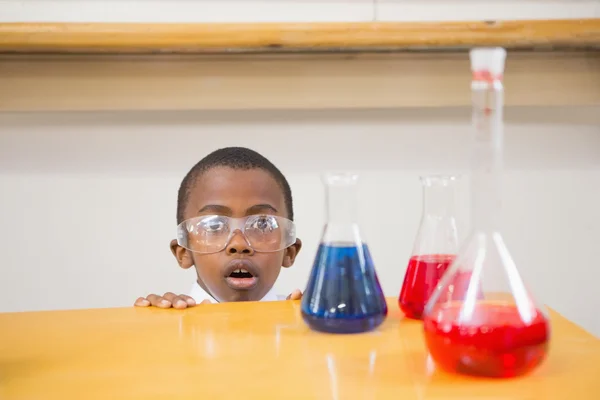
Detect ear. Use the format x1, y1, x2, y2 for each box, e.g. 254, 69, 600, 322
282, 238, 302, 268
170, 239, 194, 270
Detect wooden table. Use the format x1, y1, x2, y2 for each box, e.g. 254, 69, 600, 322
0, 298, 598, 399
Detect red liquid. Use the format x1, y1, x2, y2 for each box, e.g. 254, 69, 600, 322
399, 254, 454, 319
424, 303, 550, 378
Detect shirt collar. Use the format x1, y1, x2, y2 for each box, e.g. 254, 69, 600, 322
188, 281, 281, 304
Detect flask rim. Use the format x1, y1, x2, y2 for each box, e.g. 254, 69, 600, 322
322, 171, 359, 186
420, 174, 461, 187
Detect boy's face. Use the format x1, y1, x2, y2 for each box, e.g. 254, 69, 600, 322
171, 167, 302, 302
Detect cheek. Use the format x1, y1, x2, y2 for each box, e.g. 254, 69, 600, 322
258, 252, 286, 271
192, 254, 222, 276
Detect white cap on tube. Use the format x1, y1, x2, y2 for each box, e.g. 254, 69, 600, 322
469, 47, 507, 77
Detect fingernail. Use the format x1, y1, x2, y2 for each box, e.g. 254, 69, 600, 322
160, 300, 169, 305
176, 300, 185, 307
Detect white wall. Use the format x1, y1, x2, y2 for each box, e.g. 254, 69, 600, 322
0, 107, 599, 336
0, 0, 597, 22
376, 0, 600, 21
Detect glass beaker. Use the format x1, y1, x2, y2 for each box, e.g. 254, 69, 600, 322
423, 48, 550, 378
399, 175, 460, 320
301, 172, 388, 334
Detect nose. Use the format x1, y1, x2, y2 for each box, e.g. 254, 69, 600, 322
225, 230, 255, 255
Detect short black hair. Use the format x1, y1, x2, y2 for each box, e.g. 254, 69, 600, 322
176, 147, 293, 224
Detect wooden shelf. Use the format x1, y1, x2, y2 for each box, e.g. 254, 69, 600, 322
0, 19, 597, 112
1, 51, 598, 112
0, 19, 599, 54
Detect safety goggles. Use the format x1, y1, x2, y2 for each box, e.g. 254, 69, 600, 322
176, 214, 296, 254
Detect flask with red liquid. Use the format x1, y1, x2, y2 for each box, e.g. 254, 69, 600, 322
422, 48, 550, 378
399, 175, 460, 320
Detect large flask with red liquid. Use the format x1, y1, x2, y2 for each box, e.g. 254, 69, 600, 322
301, 172, 388, 334
399, 175, 460, 320
422, 48, 551, 378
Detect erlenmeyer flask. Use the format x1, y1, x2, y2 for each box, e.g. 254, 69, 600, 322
399, 175, 460, 320
301, 172, 388, 334
423, 48, 550, 378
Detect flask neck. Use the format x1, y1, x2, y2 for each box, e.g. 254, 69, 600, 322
471, 79, 503, 231
421, 177, 457, 218
412, 176, 460, 255
322, 174, 362, 244
325, 182, 358, 225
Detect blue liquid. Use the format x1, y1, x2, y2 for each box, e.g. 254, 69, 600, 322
301, 243, 388, 334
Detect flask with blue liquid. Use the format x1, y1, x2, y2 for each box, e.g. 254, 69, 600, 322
301, 172, 388, 334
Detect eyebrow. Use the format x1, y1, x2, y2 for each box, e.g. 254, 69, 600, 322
197, 204, 278, 216
197, 205, 233, 215
246, 204, 278, 215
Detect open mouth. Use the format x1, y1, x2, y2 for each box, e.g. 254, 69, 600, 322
224, 263, 259, 290
228, 268, 254, 279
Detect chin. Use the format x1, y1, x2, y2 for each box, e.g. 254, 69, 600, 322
229, 293, 252, 302
220, 288, 259, 302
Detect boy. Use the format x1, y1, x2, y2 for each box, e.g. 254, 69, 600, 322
134, 147, 303, 309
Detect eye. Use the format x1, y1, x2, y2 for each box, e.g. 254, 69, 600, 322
199, 217, 228, 233
249, 215, 278, 232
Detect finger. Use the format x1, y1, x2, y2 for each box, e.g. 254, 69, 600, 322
162, 292, 177, 302
286, 289, 302, 300
134, 297, 150, 307
147, 294, 171, 308
163, 292, 188, 309
200, 299, 211, 305
289, 289, 303, 300
173, 296, 189, 309
179, 294, 196, 306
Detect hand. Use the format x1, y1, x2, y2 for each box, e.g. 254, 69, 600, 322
134, 292, 209, 309
286, 289, 303, 300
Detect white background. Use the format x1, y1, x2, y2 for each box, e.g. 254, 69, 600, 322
1, 107, 599, 336
0, 0, 598, 22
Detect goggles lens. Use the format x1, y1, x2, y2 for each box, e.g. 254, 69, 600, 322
176, 214, 296, 254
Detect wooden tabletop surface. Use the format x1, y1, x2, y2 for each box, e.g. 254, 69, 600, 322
0, 298, 598, 399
